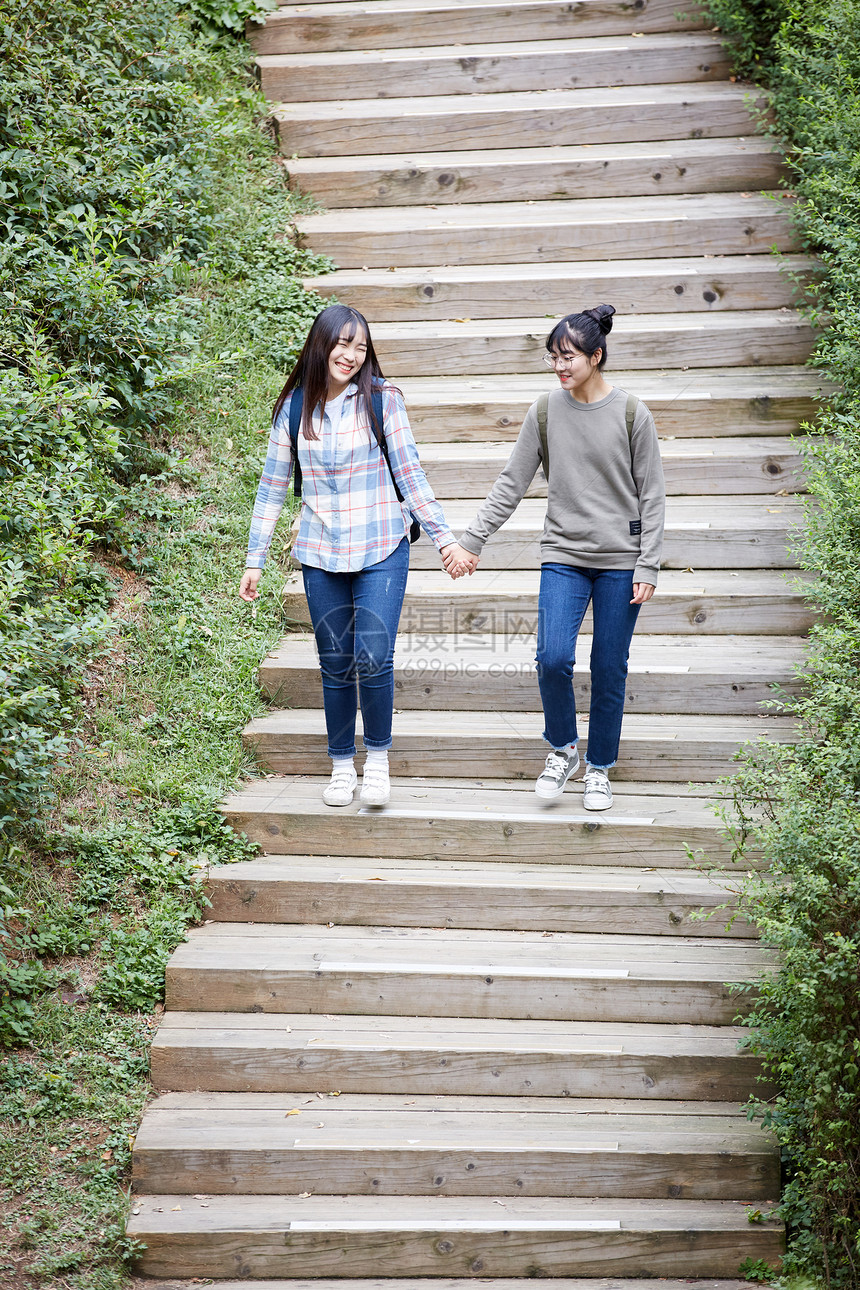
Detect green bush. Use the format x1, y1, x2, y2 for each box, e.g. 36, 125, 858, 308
704, 0, 860, 1283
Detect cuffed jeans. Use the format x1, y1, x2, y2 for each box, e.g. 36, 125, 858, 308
535, 564, 640, 769
301, 539, 410, 758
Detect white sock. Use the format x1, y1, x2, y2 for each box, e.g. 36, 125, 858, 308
364, 748, 389, 770
331, 755, 355, 774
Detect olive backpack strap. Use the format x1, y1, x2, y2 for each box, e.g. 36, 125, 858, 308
537, 391, 551, 479
625, 391, 639, 465
287, 387, 303, 498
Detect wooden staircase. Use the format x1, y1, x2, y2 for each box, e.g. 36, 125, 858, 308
128, 0, 828, 1279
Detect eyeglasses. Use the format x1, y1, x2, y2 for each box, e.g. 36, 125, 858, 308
542, 352, 581, 370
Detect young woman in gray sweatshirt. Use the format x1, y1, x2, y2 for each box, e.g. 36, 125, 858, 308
443, 305, 666, 810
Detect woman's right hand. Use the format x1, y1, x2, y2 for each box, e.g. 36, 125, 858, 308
239, 568, 262, 601
442, 542, 480, 578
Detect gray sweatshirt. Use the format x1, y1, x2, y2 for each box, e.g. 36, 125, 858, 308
458, 385, 665, 585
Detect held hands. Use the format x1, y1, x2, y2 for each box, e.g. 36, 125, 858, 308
631, 582, 655, 604
441, 542, 480, 579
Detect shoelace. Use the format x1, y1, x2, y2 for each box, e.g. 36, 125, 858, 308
544, 752, 569, 779
584, 770, 610, 795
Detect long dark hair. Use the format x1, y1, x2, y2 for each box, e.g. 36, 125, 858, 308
273, 304, 386, 441
546, 304, 616, 370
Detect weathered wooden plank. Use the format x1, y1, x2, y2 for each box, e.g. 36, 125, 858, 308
258, 34, 729, 102
393, 366, 831, 438
166, 923, 768, 1021
242, 708, 797, 782
259, 631, 805, 714
252, 0, 707, 56
151, 1010, 766, 1098
203, 852, 756, 933
410, 432, 806, 494
285, 137, 786, 207
132, 1096, 777, 1198
296, 193, 797, 267
281, 570, 815, 636
306, 255, 811, 321
372, 312, 814, 376
130, 1194, 783, 1279
138, 1279, 761, 1290
221, 776, 744, 867
273, 83, 762, 157
400, 496, 803, 568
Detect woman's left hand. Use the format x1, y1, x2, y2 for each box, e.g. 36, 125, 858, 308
631, 582, 655, 604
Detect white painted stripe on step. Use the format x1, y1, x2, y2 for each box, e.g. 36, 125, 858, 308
303, 1040, 626, 1053
288, 1220, 624, 1232
318, 962, 631, 979
292, 1140, 621, 1151
355, 808, 657, 824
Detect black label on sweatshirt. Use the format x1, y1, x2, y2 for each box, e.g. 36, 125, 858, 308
629, 519, 642, 535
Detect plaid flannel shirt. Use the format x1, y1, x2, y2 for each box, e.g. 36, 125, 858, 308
246, 382, 455, 573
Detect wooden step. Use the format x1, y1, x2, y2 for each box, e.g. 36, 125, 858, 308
273, 84, 762, 158
129, 1192, 783, 1278
167, 921, 774, 1022
374, 312, 813, 376
396, 367, 831, 438
283, 570, 814, 636
259, 34, 730, 101
220, 777, 743, 868
416, 435, 804, 495
296, 193, 797, 267
405, 497, 803, 568
204, 855, 757, 936
152, 1275, 773, 1290
252, 0, 707, 56
307, 255, 811, 321
152, 1011, 767, 1098
133, 1092, 778, 1199
260, 632, 805, 714
243, 710, 798, 782
286, 136, 786, 207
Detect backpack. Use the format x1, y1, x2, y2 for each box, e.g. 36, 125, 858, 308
287, 382, 421, 543
536, 389, 639, 480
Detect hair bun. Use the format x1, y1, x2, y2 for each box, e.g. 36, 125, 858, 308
585, 304, 616, 335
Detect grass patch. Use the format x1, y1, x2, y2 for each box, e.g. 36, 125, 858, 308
0, 0, 329, 1281
704, 0, 860, 1284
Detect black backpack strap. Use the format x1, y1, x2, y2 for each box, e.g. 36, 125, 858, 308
372, 382, 422, 543
287, 388, 303, 499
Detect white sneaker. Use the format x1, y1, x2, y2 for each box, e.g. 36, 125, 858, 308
583, 767, 613, 811
360, 763, 390, 806
322, 765, 357, 806
535, 747, 580, 800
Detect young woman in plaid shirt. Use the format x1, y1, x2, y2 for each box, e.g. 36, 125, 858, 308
240, 305, 457, 807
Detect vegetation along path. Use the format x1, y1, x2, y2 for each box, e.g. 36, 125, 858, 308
130, 0, 824, 1280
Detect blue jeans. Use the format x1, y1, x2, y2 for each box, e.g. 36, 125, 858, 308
535, 565, 641, 769
301, 539, 410, 758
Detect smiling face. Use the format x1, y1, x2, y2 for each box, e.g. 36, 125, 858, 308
327, 325, 368, 393
548, 342, 601, 391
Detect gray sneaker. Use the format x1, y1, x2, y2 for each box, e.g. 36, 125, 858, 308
582, 767, 613, 811
535, 747, 580, 800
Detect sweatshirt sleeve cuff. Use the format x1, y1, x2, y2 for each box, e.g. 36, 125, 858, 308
633, 563, 659, 586
458, 532, 484, 556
